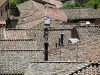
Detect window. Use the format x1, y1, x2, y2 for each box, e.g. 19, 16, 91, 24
5, 4, 7, 12
1, 9, 2, 16
8, 3, 9, 9
44, 19, 50, 25
3, 7, 4, 13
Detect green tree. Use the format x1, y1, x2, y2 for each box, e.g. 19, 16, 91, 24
84, 0, 100, 7
62, 0, 81, 8
10, 0, 28, 8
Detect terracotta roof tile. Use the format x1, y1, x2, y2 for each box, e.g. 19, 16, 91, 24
50, 0, 62, 8
34, 0, 62, 8
16, 1, 67, 29
17, 1, 45, 10
46, 8, 67, 21
3, 29, 28, 40
0, 41, 36, 50
63, 8, 100, 19
1, 29, 41, 40
17, 1, 65, 22
16, 17, 45, 29
0, 28, 44, 50
79, 9, 88, 18
17, 10, 44, 24
17, 1, 37, 10
32, 0, 45, 10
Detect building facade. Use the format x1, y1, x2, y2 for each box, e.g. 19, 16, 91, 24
0, 0, 10, 27
73, 0, 89, 4
59, 0, 89, 4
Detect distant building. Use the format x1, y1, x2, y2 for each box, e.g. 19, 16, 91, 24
0, 0, 10, 28
63, 8, 100, 25
59, 0, 67, 3
33, 0, 62, 8
72, 0, 89, 4
60, 0, 89, 4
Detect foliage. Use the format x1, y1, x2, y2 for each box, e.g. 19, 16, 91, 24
62, 0, 100, 8
62, 1, 81, 8
84, 0, 100, 7
10, 0, 28, 8
74, 2, 81, 7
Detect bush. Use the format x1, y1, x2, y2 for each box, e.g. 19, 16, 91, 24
62, 1, 81, 8
74, 2, 81, 7
10, 0, 28, 8
84, 0, 100, 8
63, 1, 74, 8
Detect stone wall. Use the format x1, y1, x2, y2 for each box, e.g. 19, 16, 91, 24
0, 50, 44, 74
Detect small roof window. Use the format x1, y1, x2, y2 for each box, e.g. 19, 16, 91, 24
44, 20, 50, 25
68, 38, 79, 44
86, 21, 90, 25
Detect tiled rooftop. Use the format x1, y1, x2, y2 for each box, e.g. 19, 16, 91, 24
16, 17, 45, 29
48, 35, 100, 62
16, 1, 67, 29
25, 62, 88, 75
33, 0, 62, 8
0, 28, 44, 50
46, 26, 100, 62
3, 29, 28, 40
17, 0, 46, 11
0, 40, 37, 50
0, 0, 8, 7
77, 26, 100, 39
0, 29, 35, 40
62, 8, 100, 19
46, 8, 67, 21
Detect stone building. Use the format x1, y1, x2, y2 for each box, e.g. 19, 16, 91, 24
72, 0, 89, 4
62, 8, 100, 25
0, 0, 100, 75
0, 0, 10, 28
60, 0, 89, 4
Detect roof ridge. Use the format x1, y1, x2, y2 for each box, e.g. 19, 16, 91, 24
30, 0, 39, 10
45, 8, 47, 19
49, 0, 52, 4
30, 0, 44, 19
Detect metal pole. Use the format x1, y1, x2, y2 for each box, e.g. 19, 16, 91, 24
59, 38, 61, 46
44, 43, 48, 61
44, 28, 49, 61
76, 44, 78, 61
61, 33, 63, 46
56, 43, 57, 48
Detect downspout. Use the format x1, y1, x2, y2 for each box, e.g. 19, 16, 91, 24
6, 2, 9, 28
